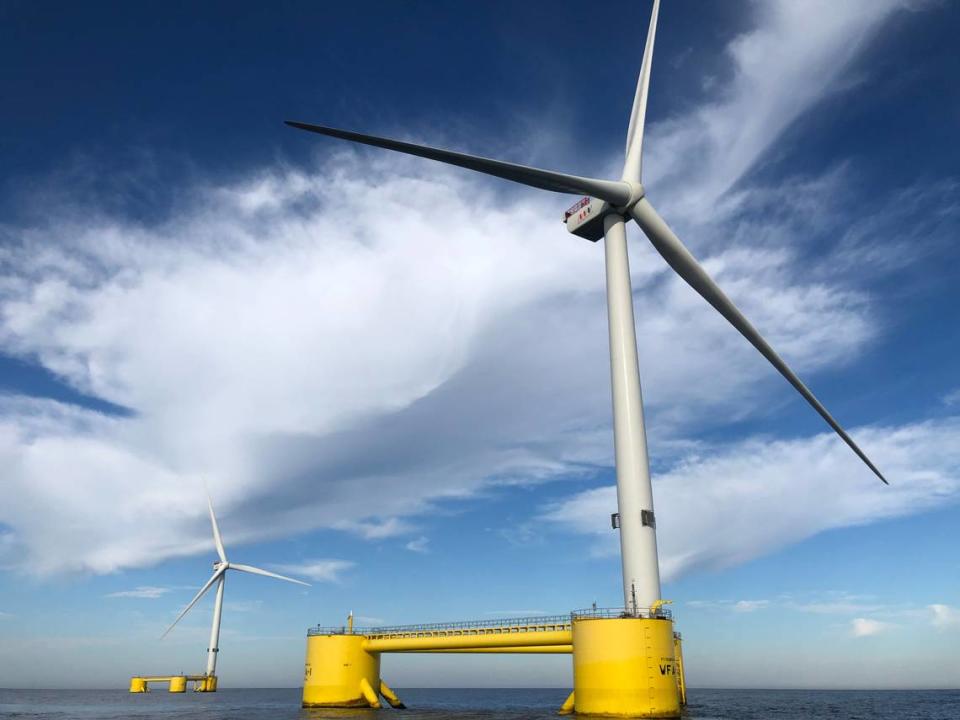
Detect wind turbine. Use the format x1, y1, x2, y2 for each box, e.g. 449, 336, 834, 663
161, 497, 310, 680
285, 0, 886, 616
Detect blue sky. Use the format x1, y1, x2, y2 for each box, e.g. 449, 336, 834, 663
1, 0, 959, 690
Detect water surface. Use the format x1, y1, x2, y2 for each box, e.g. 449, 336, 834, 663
1, 688, 958, 719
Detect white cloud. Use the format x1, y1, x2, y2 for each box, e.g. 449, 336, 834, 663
405, 536, 430, 553
336, 518, 416, 541
851, 617, 891, 637
0, 0, 935, 580
644, 0, 910, 221
104, 586, 171, 599
542, 419, 960, 580
789, 598, 885, 616
687, 599, 770, 612
943, 389, 960, 407
685, 595, 960, 644
687, 592, 930, 620
276, 559, 353, 583
733, 600, 769, 613
929, 604, 960, 629
0, 158, 887, 577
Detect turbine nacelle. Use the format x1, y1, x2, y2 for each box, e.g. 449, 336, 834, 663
564, 197, 610, 241
564, 184, 644, 242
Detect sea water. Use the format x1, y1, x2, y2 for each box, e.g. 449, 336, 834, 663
1, 688, 958, 719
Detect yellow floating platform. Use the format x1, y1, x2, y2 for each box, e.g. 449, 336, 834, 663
129, 674, 216, 693
302, 609, 686, 717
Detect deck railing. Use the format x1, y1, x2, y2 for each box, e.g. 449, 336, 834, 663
309, 607, 671, 637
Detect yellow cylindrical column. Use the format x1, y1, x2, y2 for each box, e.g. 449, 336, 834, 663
572, 617, 680, 718
302, 634, 381, 708
195, 675, 218, 692
168, 676, 187, 693
129, 677, 148, 693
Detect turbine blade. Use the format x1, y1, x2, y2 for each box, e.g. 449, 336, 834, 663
622, 0, 661, 183
230, 563, 311, 587
207, 495, 227, 563
161, 568, 224, 639
629, 198, 887, 484
285, 121, 633, 206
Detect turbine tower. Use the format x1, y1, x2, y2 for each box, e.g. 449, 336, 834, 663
285, 0, 885, 618
161, 497, 310, 685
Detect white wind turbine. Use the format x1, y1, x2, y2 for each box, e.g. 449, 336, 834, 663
161, 497, 310, 678
285, 0, 886, 616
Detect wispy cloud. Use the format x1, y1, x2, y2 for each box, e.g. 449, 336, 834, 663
644, 0, 913, 221
334, 517, 416, 541
274, 559, 353, 583
733, 600, 769, 613
542, 419, 960, 580
104, 586, 171, 599
404, 536, 430, 553
686, 599, 771, 613
851, 617, 892, 637
686, 593, 959, 634
943, 389, 960, 407
789, 600, 885, 615
929, 604, 960, 629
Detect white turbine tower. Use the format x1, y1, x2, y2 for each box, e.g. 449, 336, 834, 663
161, 497, 310, 679
285, 0, 886, 616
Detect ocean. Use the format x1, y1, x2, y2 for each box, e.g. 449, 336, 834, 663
1, 688, 958, 720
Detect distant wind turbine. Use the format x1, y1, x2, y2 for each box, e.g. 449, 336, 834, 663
161, 496, 310, 679
285, 0, 886, 616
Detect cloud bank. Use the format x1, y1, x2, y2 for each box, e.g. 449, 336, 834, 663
0, 0, 949, 582
542, 419, 960, 579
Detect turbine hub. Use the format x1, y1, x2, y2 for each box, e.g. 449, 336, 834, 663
624, 182, 645, 208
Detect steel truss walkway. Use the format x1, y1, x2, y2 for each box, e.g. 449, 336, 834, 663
307, 609, 669, 654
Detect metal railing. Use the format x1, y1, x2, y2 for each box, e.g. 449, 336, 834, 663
572, 606, 672, 620
309, 614, 571, 638
309, 608, 671, 637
